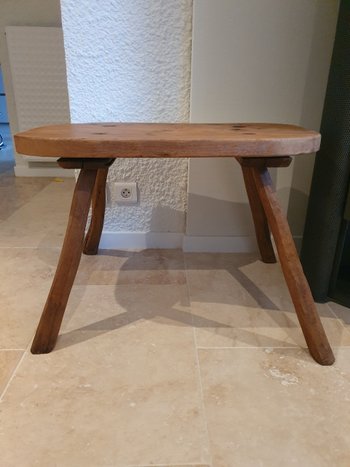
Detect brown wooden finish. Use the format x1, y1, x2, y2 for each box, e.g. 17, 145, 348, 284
84, 167, 109, 255
58, 157, 115, 169
241, 165, 276, 263
57, 158, 115, 255
21, 122, 333, 364
31, 168, 98, 354
14, 123, 320, 159
252, 166, 335, 365
239, 156, 292, 167
238, 156, 292, 263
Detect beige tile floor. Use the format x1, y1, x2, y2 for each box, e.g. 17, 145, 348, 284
1, 164, 350, 466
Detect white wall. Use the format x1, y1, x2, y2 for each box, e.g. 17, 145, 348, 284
187, 0, 339, 250
59, 0, 338, 250
0, 0, 62, 172
61, 0, 193, 238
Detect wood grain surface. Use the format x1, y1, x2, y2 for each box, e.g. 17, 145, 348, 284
14, 123, 320, 158
241, 164, 276, 263
31, 168, 98, 354
252, 166, 335, 365
83, 167, 110, 255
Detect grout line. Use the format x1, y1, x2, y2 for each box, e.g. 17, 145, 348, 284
325, 301, 348, 322
198, 345, 350, 351
0, 348, 26, 352
0, 348, 27, 402
197, 345, 299, 350
325, 302, 350, 338
325, 302, 343, 320
126, 464, 209, 467
183, 253, 213, 467
0, 246, 61, 250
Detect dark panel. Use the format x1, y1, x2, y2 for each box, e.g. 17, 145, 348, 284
301, 0, 350, 302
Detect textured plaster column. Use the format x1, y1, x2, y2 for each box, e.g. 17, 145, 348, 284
60, 0, 192, 234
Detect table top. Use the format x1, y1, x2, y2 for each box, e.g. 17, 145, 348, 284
14, 123, 321, 158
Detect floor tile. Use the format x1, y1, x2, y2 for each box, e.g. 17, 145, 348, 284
199, 347, 350, 467
76, 248, 186, 286
0, 176, 51, 221
328, 301, 350, 333
1, 167, 349, 467
0, 351, 23, 396
131, 465, 210, 467
0, 248, 59, 348
0, 178, 74, 247
0, 285, 210, 466
185, 253, 350, 348
60, 284, 193, 343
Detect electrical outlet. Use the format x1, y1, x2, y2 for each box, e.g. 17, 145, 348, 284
114, 182, 138, 204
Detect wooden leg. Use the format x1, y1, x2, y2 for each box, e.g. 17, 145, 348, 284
83, 167, 109, 255
31, 168, 98, 354
241, 165, 276, 263
251, 166, 335, 365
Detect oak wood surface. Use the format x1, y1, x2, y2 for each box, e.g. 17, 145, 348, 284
241, 165, 276, 263
238, 156, 292, 167
14, 123, 320, 159
22, 123, 333, 364
58, 158, 115, 169
238, 156, 292, 262
83, 167, 109, 255
252, 166, 335, 365
31, 168, 98, 354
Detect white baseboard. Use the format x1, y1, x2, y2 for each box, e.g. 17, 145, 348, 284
99, 231, 303, 253
99, 231, 259, 252
99, 232, 184, 250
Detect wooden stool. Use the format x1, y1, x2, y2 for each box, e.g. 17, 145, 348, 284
14, 123, 335, 365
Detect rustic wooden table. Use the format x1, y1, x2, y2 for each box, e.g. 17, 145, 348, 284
14, 123, 334, 365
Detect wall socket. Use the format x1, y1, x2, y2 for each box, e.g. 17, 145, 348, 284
114, 182, 138, 204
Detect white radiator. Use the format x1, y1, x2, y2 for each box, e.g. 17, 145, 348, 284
6, 26, 70, 163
